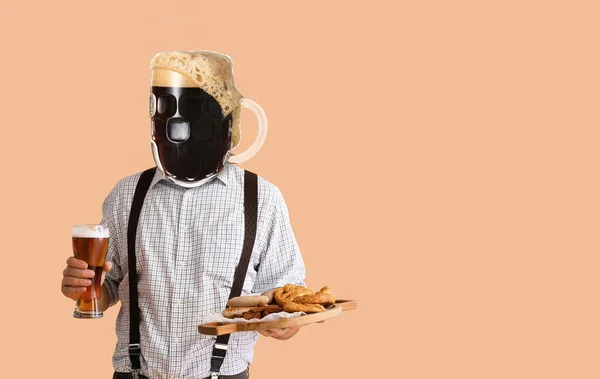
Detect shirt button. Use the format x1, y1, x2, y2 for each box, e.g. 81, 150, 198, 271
176, 299, 183, 306
173, 337, 180, 344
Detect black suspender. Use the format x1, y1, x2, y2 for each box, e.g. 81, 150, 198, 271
126, 168, 258, 379
210, 170, 258, 378
127, 167, 156, 378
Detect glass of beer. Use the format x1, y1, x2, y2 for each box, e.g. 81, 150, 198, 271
72, 224, 110, 319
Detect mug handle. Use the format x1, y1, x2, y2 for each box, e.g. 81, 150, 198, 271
228, 98, 268, 164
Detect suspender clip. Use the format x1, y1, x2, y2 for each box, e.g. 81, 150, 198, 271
214, 343, 228, 351
210, 371, 219, 379
131, 369, 140, 379
129, 343, 141, 356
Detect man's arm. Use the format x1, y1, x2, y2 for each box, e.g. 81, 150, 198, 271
252, 186, 306, 293
252, 185, 306, 340
100, 184, 124, 310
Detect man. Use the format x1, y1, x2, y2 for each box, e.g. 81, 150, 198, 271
61, 50, 306, 379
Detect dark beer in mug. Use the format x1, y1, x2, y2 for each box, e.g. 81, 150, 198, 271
72, 224, 109, 319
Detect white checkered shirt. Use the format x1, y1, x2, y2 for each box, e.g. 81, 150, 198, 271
101, 163, 306, 379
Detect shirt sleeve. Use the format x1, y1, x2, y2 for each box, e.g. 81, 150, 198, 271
252, 186, 306, 294
101, 186, 124, 307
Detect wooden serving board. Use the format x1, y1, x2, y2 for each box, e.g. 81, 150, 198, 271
198, 299, 357, 336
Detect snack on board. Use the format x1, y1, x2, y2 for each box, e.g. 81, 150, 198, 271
274, 284, 313, 306
283, 302, 326, 313
221, 284, 335, 320
252, 304, 283, 315
222, 304, 284, 320
227, 295, 269, 307
222, 307, 253, 318
242, 311, 262, 320
261, 288, 281, 304
292, 286, 335, 307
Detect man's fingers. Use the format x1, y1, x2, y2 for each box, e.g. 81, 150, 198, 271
260, 327, 300, 339
62, 276, 92, 287
62, 257, 92, 301
100, 261, 112, 286
67, 257, 88, 270
273, 327, 295, 339
274, 328, 290, 338
63, 267, 95, 279
61, 285, 86, 300
62, 286, 86, 294
281, 326, 300, 339
103, 261, 113, 273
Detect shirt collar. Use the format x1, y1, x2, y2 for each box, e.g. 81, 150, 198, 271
215, 163, 230, 186
149, 163, 230, 189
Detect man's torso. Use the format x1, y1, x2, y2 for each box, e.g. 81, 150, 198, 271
103, 164, 299, 378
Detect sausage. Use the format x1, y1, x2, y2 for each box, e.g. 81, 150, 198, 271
226, 295, 270, 307
260, 287, 282, 304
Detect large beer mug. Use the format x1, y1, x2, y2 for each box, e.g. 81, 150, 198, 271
72, 224, 109, 319
149, 50, 267, 188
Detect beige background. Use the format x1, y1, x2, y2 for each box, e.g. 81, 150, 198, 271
0, 0, 599, 378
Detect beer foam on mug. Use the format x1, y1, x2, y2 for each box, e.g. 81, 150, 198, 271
72, 225, 110, 238
150, 50, 243, 148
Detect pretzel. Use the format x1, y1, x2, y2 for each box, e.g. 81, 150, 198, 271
283, 302, 326, 313
274, 284, 313, 306
292, 286, 336, 306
